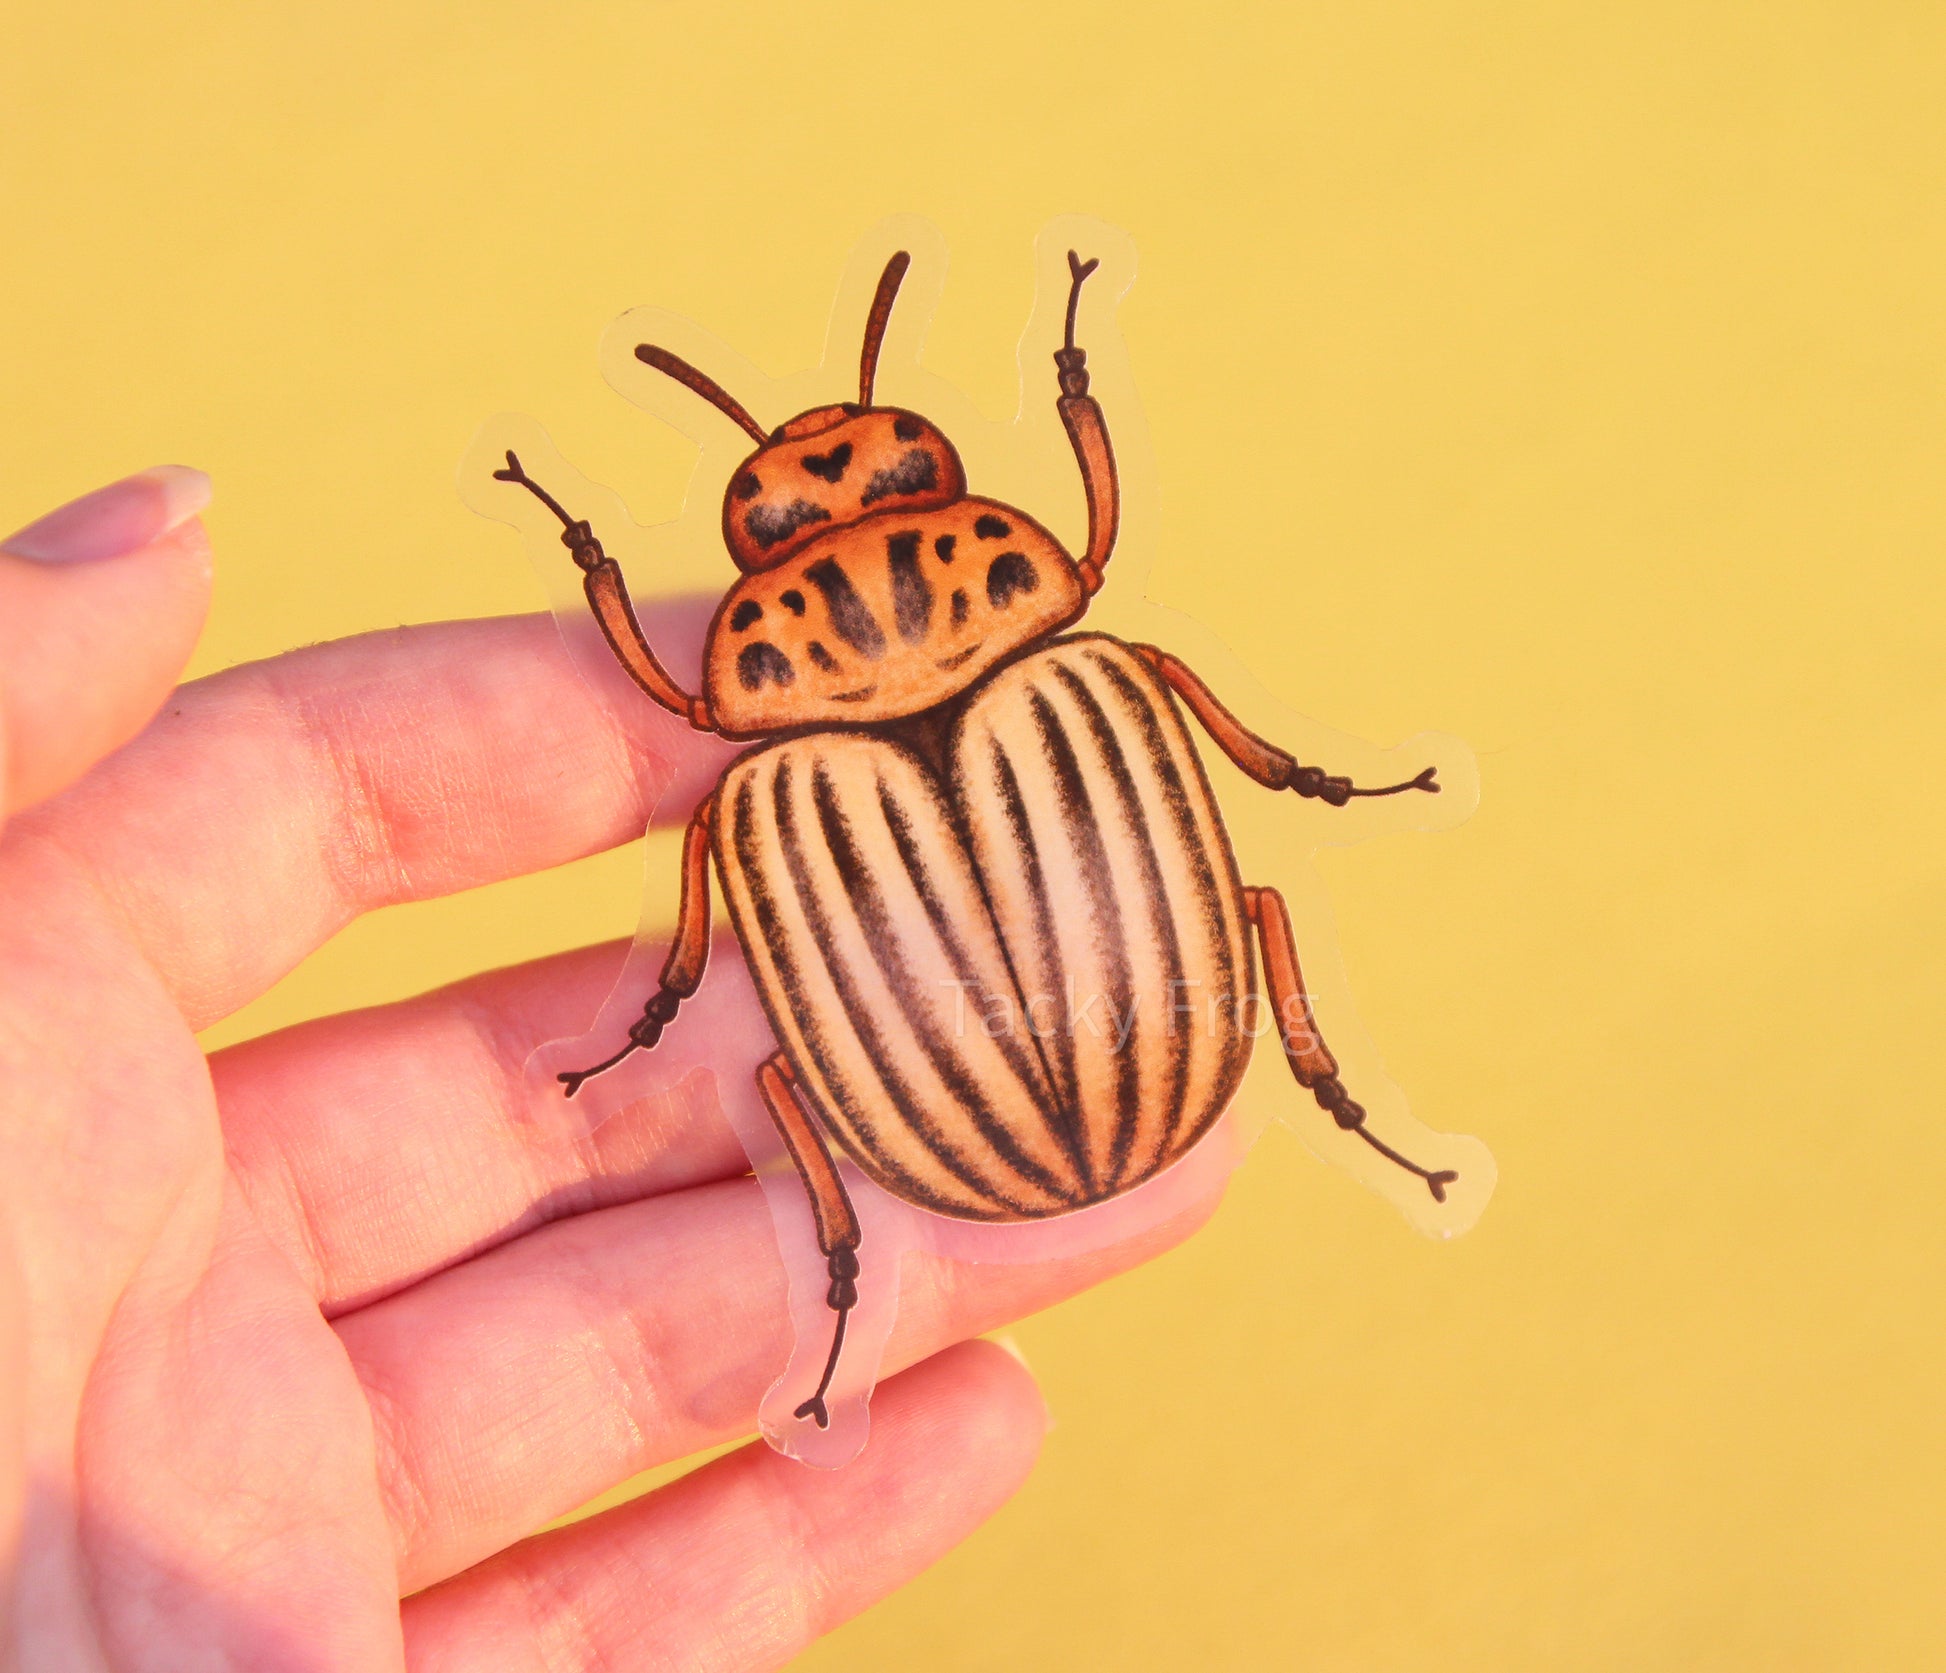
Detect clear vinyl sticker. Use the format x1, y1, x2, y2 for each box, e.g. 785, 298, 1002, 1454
459, 216, 1495, 1468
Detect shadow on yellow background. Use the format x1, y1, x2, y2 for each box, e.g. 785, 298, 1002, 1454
5, 2, 1940, 1666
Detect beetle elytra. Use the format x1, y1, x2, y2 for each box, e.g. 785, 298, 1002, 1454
494, 249, 1451, 1429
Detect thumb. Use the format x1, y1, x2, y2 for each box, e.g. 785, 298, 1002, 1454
0, 466, 214, 821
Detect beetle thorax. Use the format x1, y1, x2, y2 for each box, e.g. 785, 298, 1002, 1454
703, 495, 1086, 736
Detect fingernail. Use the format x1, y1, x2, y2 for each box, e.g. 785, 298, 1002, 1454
987, 1330, 1032, 1370
987, 1332, 1057, 1432
2, 466, 212, 564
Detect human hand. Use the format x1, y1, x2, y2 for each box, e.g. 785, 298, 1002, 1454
0, 470, 1216, 1669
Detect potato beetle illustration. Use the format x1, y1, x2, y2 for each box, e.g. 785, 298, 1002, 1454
493, 250, 1450, 1429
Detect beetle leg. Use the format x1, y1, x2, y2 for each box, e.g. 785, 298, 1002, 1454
756, 1055, 863, 1430
1054, 251, 1120, 595
1244, 885, 1459, 1203
493, 450, 716, 731
1132, 645, 1438, 805
558, 802, 714, 1098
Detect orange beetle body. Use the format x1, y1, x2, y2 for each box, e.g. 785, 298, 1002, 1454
492, 248, 1452, 1433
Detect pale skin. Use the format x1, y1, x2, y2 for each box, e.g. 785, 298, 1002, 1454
0, 469, 1220, 1670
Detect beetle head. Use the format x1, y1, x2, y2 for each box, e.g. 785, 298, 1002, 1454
634, 252, 965, 573
718, 405, 963, 571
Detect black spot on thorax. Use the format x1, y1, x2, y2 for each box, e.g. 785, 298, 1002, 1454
804, 557, 888, 658
986, 550, 1039, 609
737, 642, 795, 691
894, 414, 923, 441
886, 529, 932, 643
730, 600, 763, 631
974, 513, 1012, 540
780, 589, 807, 615
934, 533, 956, 562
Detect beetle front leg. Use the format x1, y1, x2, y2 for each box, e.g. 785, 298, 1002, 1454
1133, 644, 1439, 805
1245, 885, 1459, 1202
558, 802, 714, 1098
756, 1055, 863, 1431
1054, 251, 1120, 595
493, 450, 715, 732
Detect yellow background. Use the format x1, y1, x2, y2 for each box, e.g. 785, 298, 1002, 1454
5, 2, 1942, 1666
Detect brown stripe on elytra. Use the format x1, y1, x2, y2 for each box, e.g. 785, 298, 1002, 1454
728, 772, 853, 1138
731, 766, 957, 1213
730, 774, 819, 1050
859, 448, 938, 506
950, 588, 969, 626
1088, 648, 1234, 960
982, 730, 1095, 1194
778, 766, 1019, 1206
729, 770, 855, 1127
1052, 661, 1190, 1185
806, 641, 840, 673
804, 557, 887, 659
874, 775, 1058, 1118
1086, 647, 1253, 1157
777, 760, 1007, 1210
809, 765, 1063, 1207
1089, 649, 1253, 1097
1028, 687, 1141, 1184
886, 529, 933, 644
986, 550, 1038, 609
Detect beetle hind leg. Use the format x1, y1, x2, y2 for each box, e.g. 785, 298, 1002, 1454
1245, 885, 1459, 1202
757, 1055, 864, 1429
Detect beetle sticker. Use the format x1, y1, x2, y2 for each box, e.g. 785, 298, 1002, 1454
474, 225, 1494, 1460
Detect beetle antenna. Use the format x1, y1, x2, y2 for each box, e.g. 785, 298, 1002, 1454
1063, 249, 1101, 354
858, 250, 910, 407
633, 344, 769, 445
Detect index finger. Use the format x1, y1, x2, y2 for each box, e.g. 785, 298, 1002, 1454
11, 600, 734, 1028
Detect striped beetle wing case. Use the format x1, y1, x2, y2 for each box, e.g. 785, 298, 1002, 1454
713, 635, 1255, 1222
